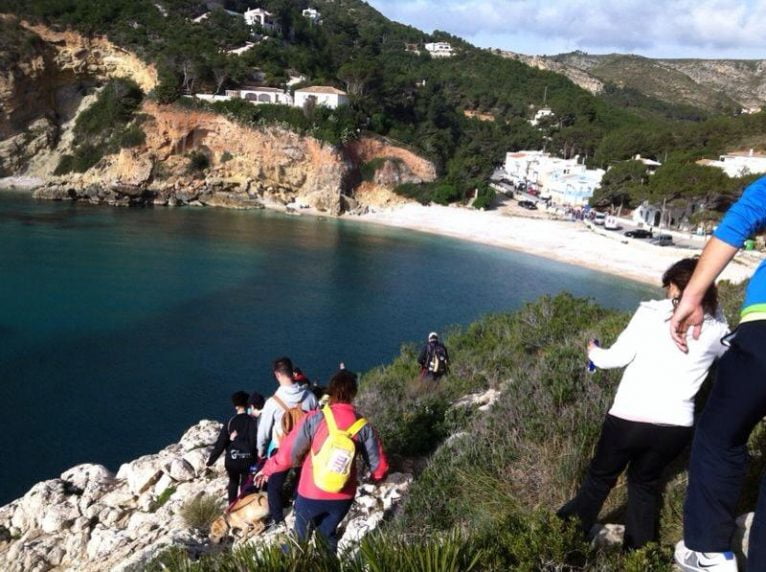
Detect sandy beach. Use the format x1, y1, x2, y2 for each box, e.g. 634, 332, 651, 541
358, 203, 761, 286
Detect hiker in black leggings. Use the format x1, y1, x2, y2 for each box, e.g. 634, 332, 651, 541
207, 391, 259, 503
558, 259, 729, 550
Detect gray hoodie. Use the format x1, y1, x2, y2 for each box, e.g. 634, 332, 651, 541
257, 384, 318, 457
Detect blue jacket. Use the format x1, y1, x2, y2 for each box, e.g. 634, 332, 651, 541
713, 175, 766, 318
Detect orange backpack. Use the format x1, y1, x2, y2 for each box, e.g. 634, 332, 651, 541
272, 395, 307, 439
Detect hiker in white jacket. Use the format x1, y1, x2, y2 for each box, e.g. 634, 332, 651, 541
257, 356, 317, 527
558, 258, 729, 550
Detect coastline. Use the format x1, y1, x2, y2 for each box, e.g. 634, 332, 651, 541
354, 203, 760, 286
3, 183, 760, 286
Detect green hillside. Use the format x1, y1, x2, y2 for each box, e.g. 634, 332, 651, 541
2, 0, 766, 212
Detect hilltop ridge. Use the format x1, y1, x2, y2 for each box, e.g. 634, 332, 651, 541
501, 50, 766, 113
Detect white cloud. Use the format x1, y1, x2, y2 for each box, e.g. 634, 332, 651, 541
366, 0, 766, 58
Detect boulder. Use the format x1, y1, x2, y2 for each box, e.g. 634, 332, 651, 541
60, 464, 113, 492
116, 455, 164, 496
178, 420, 221, 452
86, 524, 130, 561
98, 484, 135, 510
40, 503, 78, 534
338, 512, 384, 554
165, 458, 195, 483
182, 448, 211, 475
590, 523, 624, 549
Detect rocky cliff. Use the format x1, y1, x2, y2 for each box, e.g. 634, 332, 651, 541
0, 17, 436, 215
0, 420, 412, 572
501, 50, 766, 112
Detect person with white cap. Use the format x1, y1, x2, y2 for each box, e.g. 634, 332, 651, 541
417, 331, 449, 381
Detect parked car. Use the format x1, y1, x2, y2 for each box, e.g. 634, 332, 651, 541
527, 188, 540, 197
651, 233, 674, 246
604, 216, 620, 230
624, 229, 653, 239
518, 200, 538, 210
593, 212, 606, 225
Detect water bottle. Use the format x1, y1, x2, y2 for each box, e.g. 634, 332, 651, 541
587, 339, 600, 373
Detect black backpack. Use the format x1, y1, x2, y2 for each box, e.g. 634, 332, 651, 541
427, 343, 448, 375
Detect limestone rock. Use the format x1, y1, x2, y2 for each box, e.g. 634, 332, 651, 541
164, 458, 196, 483
116, 456, 164, 496
590, 523, 625, 548
86, 524, 130, 561
179, 420, 222, 452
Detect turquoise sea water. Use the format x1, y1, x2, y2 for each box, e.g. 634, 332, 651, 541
0, 193, 657, 504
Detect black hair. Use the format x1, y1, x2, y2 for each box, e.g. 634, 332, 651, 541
662, 258, 719, 315
248, 391, 265, 410
272, 356, 294, 377
231, 391, 249, 408
327, 370, 358, 404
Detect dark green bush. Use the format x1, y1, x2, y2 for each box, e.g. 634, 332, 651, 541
118, 124, 146, 148
55, 79, 144, 175
359, 157, 388, 182
187, 151, 210, 173
472, 184, 496, 210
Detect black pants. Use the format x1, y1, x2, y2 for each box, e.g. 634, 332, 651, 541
225, 458, 252, 504
684, 321, 766, 567
558, 414, 692, 549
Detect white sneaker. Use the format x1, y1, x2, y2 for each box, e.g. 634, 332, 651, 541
674, 540, 738, 571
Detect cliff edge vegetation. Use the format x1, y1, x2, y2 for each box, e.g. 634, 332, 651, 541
143, 283, 760, 571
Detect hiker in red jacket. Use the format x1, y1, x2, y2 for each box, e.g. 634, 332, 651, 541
256, 369, 388, 552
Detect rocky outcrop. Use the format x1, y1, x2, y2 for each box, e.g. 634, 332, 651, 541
0, 19, 435, 214
501, 49, 766, 112
0, 420, 412, 572
0, 16, 157, 142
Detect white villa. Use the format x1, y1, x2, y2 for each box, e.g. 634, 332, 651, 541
425, 42, 454, 58
302, 8, 321, 22
504, 150, 605, 206
530, 107, 554, 126
195, 85, 348, 109
244, 8, 279, 33
225, 86, 294, 106
697, 149, 766, 178
294, 86, 349, 109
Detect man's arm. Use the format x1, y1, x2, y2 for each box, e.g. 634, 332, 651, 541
417, 345, 427, 367
206, 424, 229, 467
670, 237, 738, 351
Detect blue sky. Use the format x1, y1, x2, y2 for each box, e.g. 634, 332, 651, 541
366, 0, 766, 59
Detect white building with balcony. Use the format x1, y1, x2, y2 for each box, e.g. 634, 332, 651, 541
425, 42, 454, 57
504, 150, 604, 205
224, 86, 293, 106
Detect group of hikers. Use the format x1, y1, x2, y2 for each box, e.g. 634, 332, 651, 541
204, 175, 766, 570
205, 333, 450, 552
560, 175, 766, 572
206, 356, 388, 552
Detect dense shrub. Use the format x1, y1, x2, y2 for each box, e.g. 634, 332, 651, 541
117, 124, 146, 148
472, 184, 496, 210
359, 157, 387, 182
55, 79, 144, 174
180, 494, 222, 532
187, 150, 210, 173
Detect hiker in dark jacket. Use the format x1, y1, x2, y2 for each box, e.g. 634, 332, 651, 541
417, 332, 449, 381
207, 391, 259, 503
